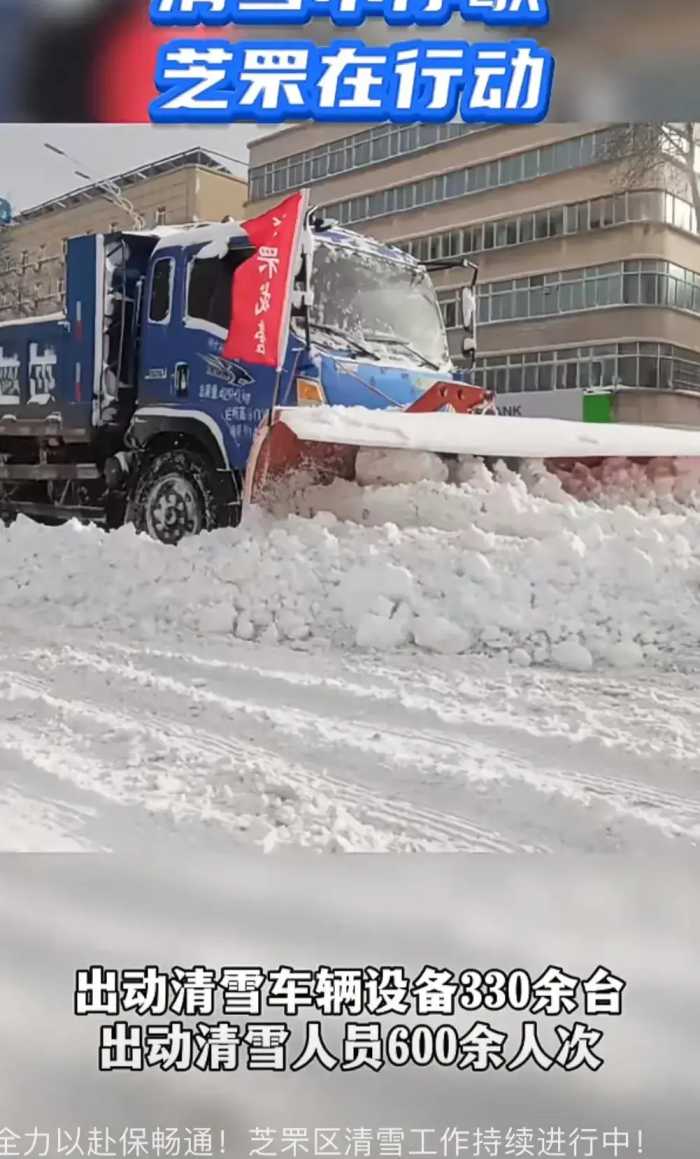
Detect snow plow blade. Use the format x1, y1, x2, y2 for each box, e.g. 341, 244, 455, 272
245, 405, 700, 504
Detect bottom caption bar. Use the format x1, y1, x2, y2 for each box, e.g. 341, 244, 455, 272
0, 1127, 645, 1158
249, 1128, 645, 1158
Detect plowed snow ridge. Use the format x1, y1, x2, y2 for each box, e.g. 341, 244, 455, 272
2, 463, 700, 669
2, 466, 700, 854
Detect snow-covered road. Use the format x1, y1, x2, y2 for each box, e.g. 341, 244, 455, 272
2, 629, 700, 854
2, 463, 700, 854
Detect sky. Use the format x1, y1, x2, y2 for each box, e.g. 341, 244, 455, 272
0, 123, 273, 213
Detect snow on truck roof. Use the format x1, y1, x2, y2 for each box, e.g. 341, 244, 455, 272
125, 219, 420, 269
314, 225, 421, 270
122, 220, 248, 251
139, 220, 251, 258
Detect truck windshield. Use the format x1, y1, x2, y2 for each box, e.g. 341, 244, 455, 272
309, 240, 450, 369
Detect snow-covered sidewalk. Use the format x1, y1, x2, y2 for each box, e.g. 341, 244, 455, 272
2, 466, 700, 854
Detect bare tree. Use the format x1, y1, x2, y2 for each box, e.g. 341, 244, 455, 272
603, 123, 700, 228
0, 197, 11, 321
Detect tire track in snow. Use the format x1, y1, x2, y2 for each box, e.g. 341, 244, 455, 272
0, 781, 100, 853
0, 665, 520, 853
101, 639, 700, 776
14, 642, 700, 848
0, 707, 434, 853
376, 661, 700, 770
74, 642, 700, 843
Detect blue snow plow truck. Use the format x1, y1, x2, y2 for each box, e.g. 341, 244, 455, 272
0, 201, 483, 544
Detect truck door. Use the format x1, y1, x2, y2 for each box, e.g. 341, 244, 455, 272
140, 241, 273, 474
141, 250, 179, 400
181, 248, 280, 473
141, 244, 248, 404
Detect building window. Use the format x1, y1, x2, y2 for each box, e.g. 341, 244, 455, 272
249, 174, 265, 200
472, 343, 700, 395
440, 259, 700, 328
442, 300, 458, 329
247, 121, 485, 201
155, 207, 167, 226
322, 129, 617, 226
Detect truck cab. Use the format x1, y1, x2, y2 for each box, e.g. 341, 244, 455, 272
0, 209, 479, 543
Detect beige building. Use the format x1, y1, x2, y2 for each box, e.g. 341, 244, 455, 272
0, 148, 247, 321
247, 122, 700, 399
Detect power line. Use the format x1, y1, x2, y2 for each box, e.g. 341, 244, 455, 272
43, 143, 145, 229
199, 146, 249, 172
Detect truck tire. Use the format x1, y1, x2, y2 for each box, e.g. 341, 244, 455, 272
129, 449, 220, 545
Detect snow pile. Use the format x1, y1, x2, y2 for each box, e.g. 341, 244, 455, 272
549, 456, 700, 509
355, 448, 450, 486
3, 461, 700, 671
113, 741, 440, 854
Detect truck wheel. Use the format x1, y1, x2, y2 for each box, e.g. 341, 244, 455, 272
129, 449, 219, 545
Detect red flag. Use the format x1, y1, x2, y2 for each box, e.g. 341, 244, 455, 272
223, 190, 309, 371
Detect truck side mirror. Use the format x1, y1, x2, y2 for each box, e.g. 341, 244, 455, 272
461, 286, 476, 334
462, 337, 476, 366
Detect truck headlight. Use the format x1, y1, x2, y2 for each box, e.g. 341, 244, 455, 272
296, 377, 326, 406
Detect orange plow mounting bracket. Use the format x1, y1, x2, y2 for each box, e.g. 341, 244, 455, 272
405, 382, 493, 414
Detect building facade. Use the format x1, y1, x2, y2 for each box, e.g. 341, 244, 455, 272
247, 122, 700, 408
0, 149, 247, 321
